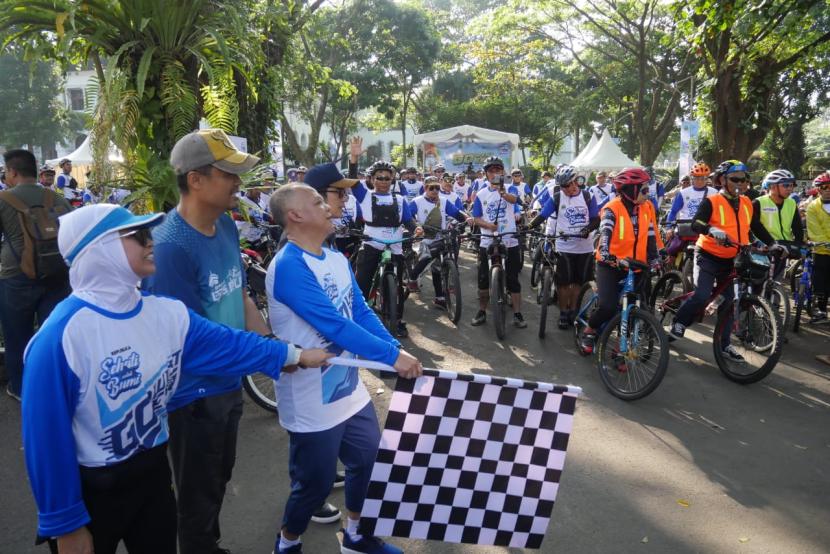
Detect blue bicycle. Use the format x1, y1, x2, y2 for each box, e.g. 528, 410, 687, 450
792, 242, 830, 332
573, 258, 670, 400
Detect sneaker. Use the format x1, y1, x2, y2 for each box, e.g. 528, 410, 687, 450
557, 313, 570, 330
513, 312, 527, 328
471, 310, 486, 326
668, 321, 686, 342
332, 471, 345, 489
395, 321, 409, 338
311, 502, 342, 524
341, 529, 403, 554
722, 344, 746, 363
276, 544, 303, 554
406, 281, 420, 293
580, 331, 597, 355
433, 297, 447, 310
5, 384, 21, 402
810, 311, 828, 324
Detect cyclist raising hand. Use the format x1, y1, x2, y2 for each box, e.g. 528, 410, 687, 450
580, 168, 661, 355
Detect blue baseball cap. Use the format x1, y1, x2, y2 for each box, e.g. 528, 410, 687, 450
59, 204, 165, 266
303, 163, 358, 195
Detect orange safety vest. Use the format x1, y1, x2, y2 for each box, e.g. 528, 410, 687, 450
696, 193, 752, 258
595, 198, 655, 263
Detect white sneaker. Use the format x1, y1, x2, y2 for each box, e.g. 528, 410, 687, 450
722, 345, 746, 363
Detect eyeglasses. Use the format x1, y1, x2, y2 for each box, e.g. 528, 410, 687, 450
425, 185, 440, 191
728, 176, 747, 183
326, 188, 348, 199
374, 176, 392, 182
120, 227, 153, 247
639, 187, 650, 196
779, 182, 795, 188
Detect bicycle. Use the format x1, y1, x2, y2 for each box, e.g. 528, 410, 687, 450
651, 243, 783, 384
472, 230, 525, 340
753, 249, 793, 336
420, 225, 465, 324
532, 231, 585, 338
573, 258, 669, 400
792, 242, 830, 332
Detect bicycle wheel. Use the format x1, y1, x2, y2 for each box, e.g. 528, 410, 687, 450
530, 245, 543, 289
442, 259, 462, 324
243, 373, 278, 413
793, 282, 805, 333
538, 266, 553, 338
788, 259, 803, 293
713, 295, 782, 384
595, 307, 669, 400
490, 265, 507, 339
649, 270, 686, 325
381, 272, 399, 335
765, 282, 791, 335
573, 281, 598, 355
402, 250, 417, 299
681, 255, 694, 291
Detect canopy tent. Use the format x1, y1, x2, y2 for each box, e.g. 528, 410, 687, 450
412, 125, 521, 173
569, 133, 598, 168
46, 135, 123, 167
572, 129, 637, 171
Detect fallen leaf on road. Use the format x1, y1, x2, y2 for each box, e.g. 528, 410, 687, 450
677, 499, 690, 507
738, 537, 750, 543
759, 419, 765, 423
641, 536, 649, 543
794, 444, 808, 450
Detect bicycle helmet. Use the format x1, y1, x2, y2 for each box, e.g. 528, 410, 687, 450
612, 167, 650, 190
369, 161, 395, 176
554, 164, 577, 186
433, 163, 445, 171
39, 164, 55, 175
297, 166, 308, 173
690, 162, 710, 177
812, 172, 830, 186
510, 167, 523, 176
482, 156, 504, 171
714, 159, 748, 177
763, 169, 795, 187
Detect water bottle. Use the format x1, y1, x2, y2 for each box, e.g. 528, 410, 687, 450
705, 294, 725, 315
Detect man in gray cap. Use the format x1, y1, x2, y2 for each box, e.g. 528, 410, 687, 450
142, 129, 265, 554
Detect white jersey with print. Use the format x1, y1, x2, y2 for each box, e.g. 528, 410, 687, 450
677, 186, 717, 220
453, 182, 470, 201
356, 190, 407, 255
552, 192, 594, 254
474, 184, 519, 248
400, 180, 423, 200
589, 184, 616, 207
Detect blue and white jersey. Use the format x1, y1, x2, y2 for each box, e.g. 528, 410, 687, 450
266, 243, 399, 432
399, 179, 424, 200
453, 181, 470, 202
647, 180, 666, 212
538, 191, 599, 254
532, 180, 549, 199
411, 194, 466, 241
471, 183, 520, 248
55, 173, 74, 190
353, 182, 415, 255
439, 189, 464, 211
334, 193, 358, 238
22, 293, 289, 538
588, 184, 616, 208
81, 188, 98, 205
667, 186, 717, 222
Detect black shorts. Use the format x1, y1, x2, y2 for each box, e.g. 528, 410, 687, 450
477, 245, 521, 293
556, 252, 595, 286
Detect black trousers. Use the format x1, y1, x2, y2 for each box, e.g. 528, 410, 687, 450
355, 245, 406, 319
587, 263, 647, 330
47, 445, 177, 554
477, 245, 521, 293
412, 249, 444, 298
813, 253, 830, 312
168, 388, 244, 554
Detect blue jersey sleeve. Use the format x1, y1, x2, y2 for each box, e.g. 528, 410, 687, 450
471, 197, 483, 217
539, 196, 557, 220
273, 252, 400, 366
141, 243, 204, 316
667, 193, 685, 223
353, 181, 369, 203
444, 199, 466, 222
55, 174, 69, 190
23, 321, 89, 538
182, 309, 290, 379
588, 196, 600, 218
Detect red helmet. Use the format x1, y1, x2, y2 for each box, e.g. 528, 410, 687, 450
612, 168, 651, 191
813, 172, 830, 186
690, 162, 711, 177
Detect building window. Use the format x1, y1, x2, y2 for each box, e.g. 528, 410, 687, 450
67, 88, 84, 111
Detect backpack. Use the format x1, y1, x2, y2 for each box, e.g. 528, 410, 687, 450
550, 190, 591, 217
0, 189, 70, 280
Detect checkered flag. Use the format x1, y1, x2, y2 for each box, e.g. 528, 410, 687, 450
351, 361, 580, 550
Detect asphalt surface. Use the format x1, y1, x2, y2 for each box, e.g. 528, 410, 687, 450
1, 249, 829, 554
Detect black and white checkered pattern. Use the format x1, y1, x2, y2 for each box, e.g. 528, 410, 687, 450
361, 373, 578, 549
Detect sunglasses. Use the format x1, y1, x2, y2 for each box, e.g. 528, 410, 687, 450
374, 176, 392, 182
639, 187, 650, 196
326, 188, 348, 199
779, 182, 795, 188
120, 227, 153, 247
728, 176, 747, 183
425, 185, 440, 191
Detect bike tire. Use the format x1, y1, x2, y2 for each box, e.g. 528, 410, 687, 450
713, 295, 781, 384
539, 266, 553, 338
530, 246, 542, 289
649, 270, 687, 325
381, 272, 399, 336
402, 250, 417, 300
443, 259, 462, 324
491, 265, 507, 340
243, 374, 278, 413
766, 282, 791, 335
573, 281, 598, 355
793, 282, 805, 333
681, 255, 694, 291
788, 259, 803, 293
595, 307, 669, 401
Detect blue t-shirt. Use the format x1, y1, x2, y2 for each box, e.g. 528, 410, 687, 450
142, 209, 247, 410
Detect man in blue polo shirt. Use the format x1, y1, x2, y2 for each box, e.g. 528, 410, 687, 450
142, 129, 268, 554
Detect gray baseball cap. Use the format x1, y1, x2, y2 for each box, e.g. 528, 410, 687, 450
170, 129, 260, 176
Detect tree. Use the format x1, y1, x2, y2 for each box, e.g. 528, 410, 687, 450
679, 0, 830, 161
0, 49, 83, 156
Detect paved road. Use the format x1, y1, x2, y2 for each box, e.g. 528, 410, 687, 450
1, 250, 829, 554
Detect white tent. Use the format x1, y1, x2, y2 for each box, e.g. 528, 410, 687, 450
572, 129, 637, 171
570, 133, 598, 168
47, 135, 123, 167
413, 125, 521, 171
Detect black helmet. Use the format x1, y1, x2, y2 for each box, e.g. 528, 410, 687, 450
369, 161, 395, 176
482, 156, 504, 171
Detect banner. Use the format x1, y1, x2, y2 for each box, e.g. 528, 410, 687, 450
423, 140, 513, 173
345, 358, 581, 550
679, 120, 700, 179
